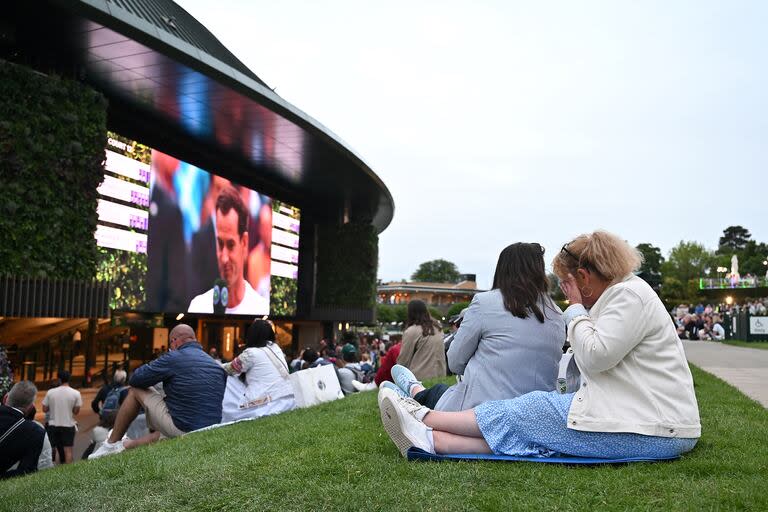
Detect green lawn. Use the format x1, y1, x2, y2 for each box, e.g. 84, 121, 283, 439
723, 339, 768, 350
2, 365, 767, 511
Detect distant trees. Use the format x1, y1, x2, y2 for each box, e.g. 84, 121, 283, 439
636, 243, 664, 292
718, 225, 752, 253
411, 259, 460, 283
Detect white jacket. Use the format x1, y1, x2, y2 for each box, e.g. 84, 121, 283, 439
566, 275, 701, 438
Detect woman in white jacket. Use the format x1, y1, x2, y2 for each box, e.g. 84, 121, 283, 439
221, 320, 295, 423
378, 230, 701, 459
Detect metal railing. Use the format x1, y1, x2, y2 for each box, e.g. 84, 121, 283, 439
699, 277, 768, 290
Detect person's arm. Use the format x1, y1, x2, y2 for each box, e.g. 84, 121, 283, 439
72, 392, 82, 416
396, 329, 419, 368
446, 296, 483, 375
569, 289, 646, 373
129, 354, 174, 388
41, 393, 49, 413
221, 349, 257, 376
2, 428, 44, 479
37, 430, 53, 470
91, 386, 107, 414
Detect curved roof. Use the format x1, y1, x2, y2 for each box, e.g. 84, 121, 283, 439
4, 0, 394, 231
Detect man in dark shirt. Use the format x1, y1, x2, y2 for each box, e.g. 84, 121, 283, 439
90, 324, 226, 459
1, 381, 45, 478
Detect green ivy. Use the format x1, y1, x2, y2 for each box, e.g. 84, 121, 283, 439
270, 275, 298, 316
315, 222, 378, 309
0, 62, 107, 279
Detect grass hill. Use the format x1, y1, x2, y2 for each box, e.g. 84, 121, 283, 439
2, 366, 767, 511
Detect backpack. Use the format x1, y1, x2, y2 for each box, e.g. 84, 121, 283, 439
101, 385, 128, 419
346, 364, 375, 384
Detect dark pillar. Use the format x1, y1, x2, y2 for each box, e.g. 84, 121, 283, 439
84, 318, 97, 386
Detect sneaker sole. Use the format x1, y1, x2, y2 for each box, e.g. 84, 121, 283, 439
379, 395, 412, 457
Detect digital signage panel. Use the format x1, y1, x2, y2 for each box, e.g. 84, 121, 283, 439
96, 132, 300, 316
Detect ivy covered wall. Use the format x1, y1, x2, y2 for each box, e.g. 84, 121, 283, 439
315, 222, 378, 309
0, 61, 107, 279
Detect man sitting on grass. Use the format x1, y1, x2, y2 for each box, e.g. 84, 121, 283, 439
1, 381, 46, 478
90, 324, 226, 458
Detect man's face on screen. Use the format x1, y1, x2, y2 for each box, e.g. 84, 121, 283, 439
215, 208, 247, 290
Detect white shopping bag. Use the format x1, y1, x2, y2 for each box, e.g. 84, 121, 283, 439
288, 364, 344, 408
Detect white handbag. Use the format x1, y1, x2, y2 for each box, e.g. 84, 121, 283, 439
288, 364, 344, 408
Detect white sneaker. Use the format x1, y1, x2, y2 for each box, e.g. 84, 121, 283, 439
88, 439, 125, 459
352, 380, 378, 392
378, 387, 434, 457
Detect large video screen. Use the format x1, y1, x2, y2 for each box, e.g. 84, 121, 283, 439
95, 132, 300, 317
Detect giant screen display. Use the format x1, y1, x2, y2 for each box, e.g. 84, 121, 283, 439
96, 132, 300, 316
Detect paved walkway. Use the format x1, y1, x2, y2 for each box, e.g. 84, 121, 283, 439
33, 388, 101, 462
683, 340, 768, 408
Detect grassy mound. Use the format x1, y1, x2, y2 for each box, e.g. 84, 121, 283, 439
2, 365, 767, 511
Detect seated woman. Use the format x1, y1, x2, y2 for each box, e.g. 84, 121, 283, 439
221, 320, 295, 423
395, 300, 447, 380
388, 242, 565, 411
378, 231, 701, 459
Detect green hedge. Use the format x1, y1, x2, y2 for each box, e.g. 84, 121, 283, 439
315, 222, 378, 309
0, 62, 107, 279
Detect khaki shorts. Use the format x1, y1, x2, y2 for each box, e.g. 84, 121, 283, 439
141, 387, 186, 438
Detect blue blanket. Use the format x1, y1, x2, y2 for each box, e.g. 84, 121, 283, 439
406, 447, 679, 464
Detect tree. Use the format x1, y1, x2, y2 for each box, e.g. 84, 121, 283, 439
661, 241, 713, 285
660, 241, 714, 302
636, 243, 664, 292
718, 226, 752, 254
411, 259, 460, 283
547, 272, 565, 300
447, 301, 470, 317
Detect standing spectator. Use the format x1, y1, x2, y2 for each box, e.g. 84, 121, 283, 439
42, 371, 82, 464
396, 300, 447, 380
1, 381, 47, 478
90, 324, 226, 459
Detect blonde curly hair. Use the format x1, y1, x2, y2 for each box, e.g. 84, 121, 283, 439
552, 230, 643, 283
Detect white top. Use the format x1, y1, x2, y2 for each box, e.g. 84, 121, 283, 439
188, 280, 269, 315
42, 385, 82, 427
220, 344, 295, 422
712, 323, 725, 341
565, 274, 701, 438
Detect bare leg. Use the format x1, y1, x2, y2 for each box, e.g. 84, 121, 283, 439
107, 387, 146, 443
123, 431, 161, 450
433, 431, 492, 454
423, 409, 484, 438
63, 446, 73, 464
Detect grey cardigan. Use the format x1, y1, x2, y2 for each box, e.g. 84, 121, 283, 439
435, 289, 565, 412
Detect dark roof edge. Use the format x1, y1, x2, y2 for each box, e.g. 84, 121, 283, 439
65, 0, 394, 232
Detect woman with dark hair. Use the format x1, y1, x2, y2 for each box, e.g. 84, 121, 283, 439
389, 242, 564, 411
379, 232, 699, 460
220, 320, 295, 422
395, 300, 447, 381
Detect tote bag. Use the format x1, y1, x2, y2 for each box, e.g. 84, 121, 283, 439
288, 364, 344, 408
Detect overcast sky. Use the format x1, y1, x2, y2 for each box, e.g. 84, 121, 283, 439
176, 0, 767, 289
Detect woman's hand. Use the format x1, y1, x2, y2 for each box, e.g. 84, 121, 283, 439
560, 274, 583, 305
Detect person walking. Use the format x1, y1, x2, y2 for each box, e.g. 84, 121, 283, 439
42, 371, 82, 464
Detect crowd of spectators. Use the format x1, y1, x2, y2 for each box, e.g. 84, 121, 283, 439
672, 298, 768, 341
1, 321, 433, 478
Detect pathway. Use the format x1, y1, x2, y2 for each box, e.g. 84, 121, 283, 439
683, 340, 768, 408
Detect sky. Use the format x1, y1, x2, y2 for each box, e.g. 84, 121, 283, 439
176, 0, 767, 289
